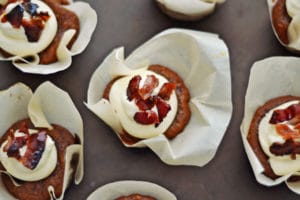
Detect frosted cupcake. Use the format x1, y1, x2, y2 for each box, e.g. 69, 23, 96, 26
0, 82, 83, 200
0, 0, 97, 74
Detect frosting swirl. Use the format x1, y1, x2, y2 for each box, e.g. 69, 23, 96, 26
109, 70, 178, 139
0, 126, 57, 181
0, 0, 57, 56
259, 100, 300, 176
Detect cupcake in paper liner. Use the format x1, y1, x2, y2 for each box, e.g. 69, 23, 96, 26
267, 0, 300, 53
0, 0, 97, 74
0, 81, 83, 200
86, 28, 232, 167
87, 181, 176, 200
155, 0, 225, 21
241, 57, 300, 194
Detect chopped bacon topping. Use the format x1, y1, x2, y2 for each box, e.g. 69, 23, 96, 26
134, 110, 159, 125
127, 75, 141, 101
270, 139, 300, 160
158, 83, 177, 101
138, 75, 159, 100
127, 74, 177, 126
3, 122, 47, 170
275, 124, 300, 140
269, 102, 300, 124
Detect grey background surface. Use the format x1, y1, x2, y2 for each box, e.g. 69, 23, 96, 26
0, 0, 296, 199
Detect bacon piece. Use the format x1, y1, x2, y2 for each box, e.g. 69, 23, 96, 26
136, 97, 155, 111
134, 110, 159, 125
21, 131, 47, 170
156, 97, 171, 122
270, 139, 300, 160
275, 124, 300, 140
138, 75, 159, 100
127, 75, 141, 101
269, 102, 300, 124
3, 122, 47, 170
158, 82, 176, 100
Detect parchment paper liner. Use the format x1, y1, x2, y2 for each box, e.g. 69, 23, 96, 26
267, 0, 300, 54
241, 57, 300, 194
86, 28, 232, 167
0, 82, 84, 200
155, 0, 225, 21
87, 180, 176, 200
0, 0, 97, 74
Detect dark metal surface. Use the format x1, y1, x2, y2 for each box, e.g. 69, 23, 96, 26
0, 0, 296, 199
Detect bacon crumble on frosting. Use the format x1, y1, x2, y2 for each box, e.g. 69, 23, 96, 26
257, 100, 300, 176
3, 122, 47, 170
0, 120, 58, 182
127, 74, 176, 126
109, 70, 178, 139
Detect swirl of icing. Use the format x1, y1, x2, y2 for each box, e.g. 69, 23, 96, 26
109, 70, 178, 139
0, 128, 57, 181
0, 0, 57, 57
258, 100, 300, 176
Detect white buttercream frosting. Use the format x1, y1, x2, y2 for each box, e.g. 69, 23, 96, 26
109, 70, 178, 139
157, 0, 225, 16
286, 0, 300, 49
0, 128, 57, 182
0, 0, 57, 56
259, 100, 300, 176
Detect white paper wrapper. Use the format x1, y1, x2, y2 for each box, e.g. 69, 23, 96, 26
156, 0, 225, 21
86, 28, 232, 166
0, 82, 84, 200
0, 0, 97, 74
267, 0, 300, 54
87, 180, 176, 200
241, 56, 300, 194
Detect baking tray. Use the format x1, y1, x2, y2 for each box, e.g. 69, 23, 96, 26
0, 0, 296, 199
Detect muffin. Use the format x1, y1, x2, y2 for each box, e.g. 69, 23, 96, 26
268, 0, 300, 52
155, 0, 225, 21
86, 29, 231, 167
247, 95, 300, 180
0, 0, 97, 74
0, 82, 83, 200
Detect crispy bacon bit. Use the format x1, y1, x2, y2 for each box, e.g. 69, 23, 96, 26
134, 111, 159, 125
21, 131, 47, 169
270, 139, 300, 160
138, 75, 159, 100
127, 74, 176, 126
158, 83, 177, 101
136, 97, 155, 111
270, 103, 300, 124
127, 75, 141, 101
3, 122, 47, 170
4, 4, 24, 28
275, 124, 300, 140
156, 97, 171, 122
